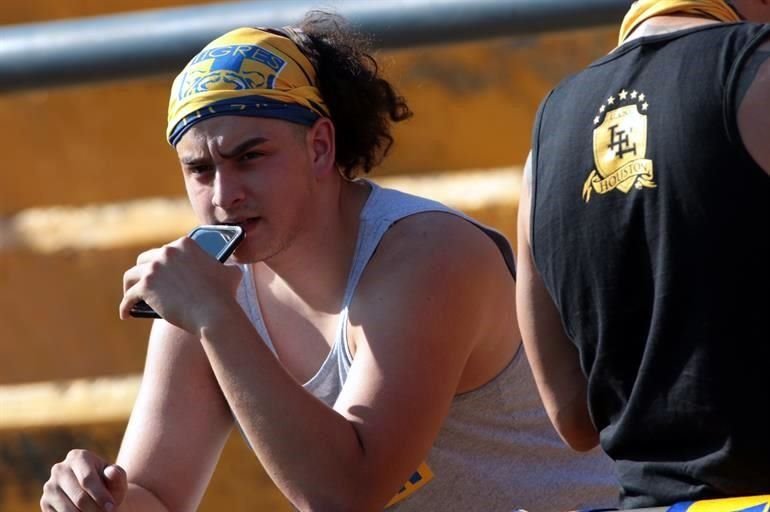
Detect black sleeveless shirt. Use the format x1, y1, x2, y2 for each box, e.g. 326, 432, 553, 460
531, 23, 770, 508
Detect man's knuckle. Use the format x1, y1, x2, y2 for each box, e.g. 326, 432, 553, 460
72, 489, 91, 508
149, 260, 163, 273
67, 448, 86, 460
81, 471, 101, 488
50, 463, 65, 478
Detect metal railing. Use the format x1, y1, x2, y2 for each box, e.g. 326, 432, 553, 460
0, 0, 628, 92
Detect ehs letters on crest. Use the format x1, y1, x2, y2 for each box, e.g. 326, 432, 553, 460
583, 89, 656, 202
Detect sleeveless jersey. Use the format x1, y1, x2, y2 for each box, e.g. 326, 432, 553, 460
531, 23, 770, 508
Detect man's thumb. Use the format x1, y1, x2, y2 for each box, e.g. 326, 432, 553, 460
103, 464, 128, 504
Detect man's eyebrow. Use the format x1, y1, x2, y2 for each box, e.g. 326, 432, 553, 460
218, 136, 269, 158
180, 137, 269, 166
180, 155, 210, 166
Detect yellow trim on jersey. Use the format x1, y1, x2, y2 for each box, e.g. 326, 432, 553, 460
684, 495, 770, 511
385, 462, 434, 508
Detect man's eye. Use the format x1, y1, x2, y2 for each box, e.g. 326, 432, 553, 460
240, 151, 262, 161
188, 165, 213, 174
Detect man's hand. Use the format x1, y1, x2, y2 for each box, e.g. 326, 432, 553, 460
119, 236, 243, 333
41, 449, 127, 512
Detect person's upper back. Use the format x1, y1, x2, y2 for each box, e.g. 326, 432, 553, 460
531, 21, 770, 507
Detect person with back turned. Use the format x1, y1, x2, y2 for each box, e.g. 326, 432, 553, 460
517, 0, 770, 508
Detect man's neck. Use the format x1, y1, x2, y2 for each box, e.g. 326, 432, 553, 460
257, 179, 370, 314
624, 14, 722, 43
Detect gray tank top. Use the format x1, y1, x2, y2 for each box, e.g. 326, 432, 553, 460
236, 180, 617, 511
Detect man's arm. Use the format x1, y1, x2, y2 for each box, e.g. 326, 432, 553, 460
118, 484, 173, 512
40, 319, 234, 512
115, 320, 235, 512
515, 153, 599, 451
192, 213, 513, 511
736, 39, 770, 177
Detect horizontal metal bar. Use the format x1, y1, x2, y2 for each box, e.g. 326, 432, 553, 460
0, 0, 627, 92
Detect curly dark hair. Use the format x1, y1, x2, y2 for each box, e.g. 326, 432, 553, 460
290, 12, 413, 179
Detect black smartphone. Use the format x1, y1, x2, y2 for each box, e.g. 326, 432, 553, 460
129, 224, 245, 319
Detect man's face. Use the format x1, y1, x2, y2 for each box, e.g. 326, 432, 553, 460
175, 115, 317, 264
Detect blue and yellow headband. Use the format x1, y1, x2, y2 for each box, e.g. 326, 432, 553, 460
166, 27, 329, 146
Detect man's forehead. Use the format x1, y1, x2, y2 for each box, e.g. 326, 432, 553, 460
176, 116, 307, 157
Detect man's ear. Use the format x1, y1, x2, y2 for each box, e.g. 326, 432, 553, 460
306, 117, 336, 178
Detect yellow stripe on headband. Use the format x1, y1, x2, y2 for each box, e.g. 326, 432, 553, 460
619, 0, 742, 45
166, 27, 329, 145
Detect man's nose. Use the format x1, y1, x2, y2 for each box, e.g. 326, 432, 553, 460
211, 170, 246, 209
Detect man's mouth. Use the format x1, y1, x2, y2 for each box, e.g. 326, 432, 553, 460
220, 217, 260, 231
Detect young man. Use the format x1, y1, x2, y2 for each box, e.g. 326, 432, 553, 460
517, 0, 770, 509
41, 14, 616, 512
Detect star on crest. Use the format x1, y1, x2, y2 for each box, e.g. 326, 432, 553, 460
593, 89, 650, 125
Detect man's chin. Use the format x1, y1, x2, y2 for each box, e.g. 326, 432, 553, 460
228, 244, 269, 265
228, 253, 259, 265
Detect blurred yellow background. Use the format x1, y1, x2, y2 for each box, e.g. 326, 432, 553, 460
0, 1, 615, 510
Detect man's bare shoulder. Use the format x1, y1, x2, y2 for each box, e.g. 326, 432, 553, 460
352, 209, 514, 313
375, 210, 507, 275
736, 36, 770, 176
346, 209, 517, 386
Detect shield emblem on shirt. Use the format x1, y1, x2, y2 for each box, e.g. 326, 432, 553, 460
583, 93, 656, 202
